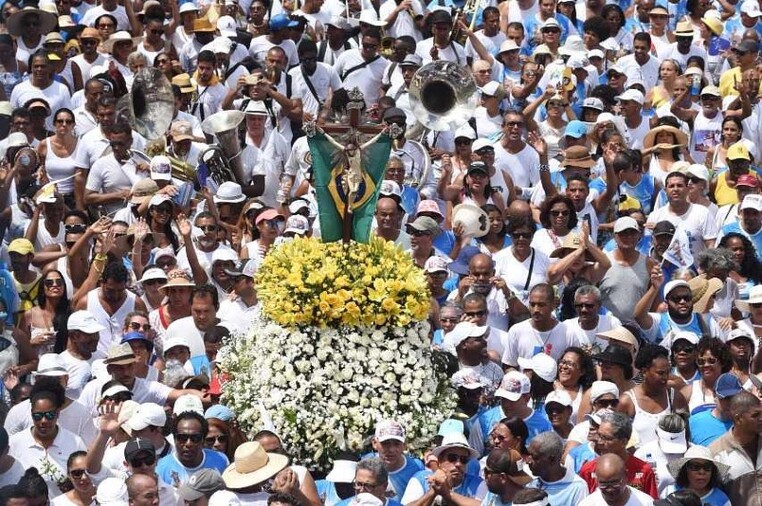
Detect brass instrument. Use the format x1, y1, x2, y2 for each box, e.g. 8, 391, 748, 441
380, 36, 395, 59
408, 60, 478, 132
117, 67, 175, 158
200, 110, 246, 186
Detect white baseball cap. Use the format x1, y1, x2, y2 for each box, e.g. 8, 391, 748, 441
544, 389, 573, 407
616, 89, 645, 105
126, 403, 167, 432
374, 420, 406, 442
741, 193, 762, 212
173, 394, 204, 416
495, 371, 531, 401
590, 380, 619, 402
68, 310, 106, 333
517, 353, 557, 383
613, 216, 640, 233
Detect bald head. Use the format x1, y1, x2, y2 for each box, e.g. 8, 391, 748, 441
126, 473, 158, 500
596, 453, 625, 482
469, 253, 494, 273
507, 200, 532, 221
743, 29, 760, 42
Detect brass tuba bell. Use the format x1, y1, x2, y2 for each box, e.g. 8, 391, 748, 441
408, 60, 478, 132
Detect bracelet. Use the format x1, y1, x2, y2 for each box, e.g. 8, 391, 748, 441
95, 253, 108, 262
539, 164, 550, 173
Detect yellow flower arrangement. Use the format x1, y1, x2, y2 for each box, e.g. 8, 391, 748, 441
256, 237, 431, 328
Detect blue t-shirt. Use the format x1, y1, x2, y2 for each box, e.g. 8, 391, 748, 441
474, 406, 552, 457
156, 448, 229, 487
480, 491, 513, 506
689, 410, 733, 447
189, 354, 212, 376
433, 230, 456, 257
316, 480, 344, 506
360, 454, 424, 502
337, 498, 402, 506
410, 470, 483, 498
568, 442, 596, 473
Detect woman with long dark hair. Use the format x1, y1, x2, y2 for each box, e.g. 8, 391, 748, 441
718, 232, 762, 297
37, 108, 78, 209
489, 417, 530, 459
443, 161, 505, 213
53, 451, 96, 505
477, 204, 509, 255
706, 116, 743, 175
205, 416, 248, 462
146, 196, 180, 252
19, 270, 70, 355
533, 194, 578, 258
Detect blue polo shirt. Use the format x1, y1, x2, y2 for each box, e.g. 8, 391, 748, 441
689, 410, 733, 447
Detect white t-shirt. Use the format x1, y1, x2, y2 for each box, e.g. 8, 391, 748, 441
578, 486, 654, 506
10, 80, 72, 129
164, 316, 207, 357
565, 315, 622, 351
85, 154, 149, 214
288, 63, 342, 117
218, 299, 261, 336
415, 38, 467, 66
493, 142, 540, 190
58, 350, 94, 398
248, 36, 298, 67
333, 49, 389, 107
501, 319, 577, 365
493, 246, 551, 304
646, 202, 718, 257
379, 0, 424, 40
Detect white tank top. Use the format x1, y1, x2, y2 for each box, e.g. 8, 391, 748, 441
70, 53, 108, 84
626, 389, 672, 447
44, 137, 77, 194
648, 155, 679, 187
86, 288, 137, 358
136, 41, 163, 65
34, 220, 65, 251
688, 381, 716, 416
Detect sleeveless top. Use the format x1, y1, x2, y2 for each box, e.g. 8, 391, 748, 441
713, 171, 741, 207
648, 155, 678, 186
34, 221, 65, 251
688, 380, 716, 416
599, 253, 649, 322
86, 288, 137, 357
30, 325, 55, 356
44, 137, 77, 194
626, 389, 672, 447
711, 147, 729, 175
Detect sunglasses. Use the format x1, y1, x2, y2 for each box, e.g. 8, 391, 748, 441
129, 454, 156, 467
686, 461, 713, 472
44, 278, 63, 288
32, 410, 57, 421
464, 310, 486, 318
70, 469, 87, 479
673, 345, 695, 354
574, 302, 597, 309
455, 138, 473, 145
668, 294, 691, 303
205, 434, 229, 445
175, 433, 204, 444
697, 357, 718, 366
511, 232, 532, 239
150, 29, 165, 35
550, 209, 570, 217
440, 317, 460, 323
65, 224, 86, 233
128, 322, 151, 332
444, 453, 470, 464
408, 229, 431, 237
198, 225, 218, 232
595, 398, 619, 408
687, 176, 703, 184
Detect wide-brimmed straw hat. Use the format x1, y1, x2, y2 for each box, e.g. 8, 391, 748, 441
643, 125, 689, 151
159, 274, 195, 293
222, 442, 289, 490
549, 231, 594, 261
7, 7, 57, 37
688, 275, 723, 314
102, 31, 142, 53
666, 445, 729, 480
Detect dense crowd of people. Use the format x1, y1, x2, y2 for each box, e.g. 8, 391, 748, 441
0, 0, 761, 504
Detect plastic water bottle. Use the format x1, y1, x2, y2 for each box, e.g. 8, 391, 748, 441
690, 74, 701, 97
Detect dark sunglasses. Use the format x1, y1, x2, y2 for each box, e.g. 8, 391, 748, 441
668, 294, 691, 303
128, 322, 151, 332
511, 232, 532, 239
65, 224, 87, 233
550, 209, 570, 217
595, 398, 619, 408
175, 433, 204, 444
129, 454, 156, 467
444, 453, 470, 464
464, 310, 486, 318
574, 302, 597, 309
32, 410, 57, 421
44, 278, 64, 288
686, 461, 713, 472
673, 345, 695, 354
408, 229, 432, 237
70, 469, 87, 478
697, 357, 718, 366
205, 434, 229, 445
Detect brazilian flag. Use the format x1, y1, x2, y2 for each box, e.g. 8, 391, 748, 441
308, 132, 392, 243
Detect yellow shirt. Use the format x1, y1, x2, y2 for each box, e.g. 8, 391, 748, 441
719, 67, 742, 97
714, 170, 748, 206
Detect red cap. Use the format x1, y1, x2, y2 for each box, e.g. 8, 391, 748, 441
737, 174, 760, 188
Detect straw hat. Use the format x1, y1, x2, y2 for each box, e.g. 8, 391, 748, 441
192, 18, 216, 33
643, 125, 688, 151
159, 273, 195, 293
222, 442, 289, 490
701, 12, 724, 36
666, 445, 729, 480
7, 7, 57, 37
102, 31, 142, 53
549, 232, 594, 261
560, 145, 596, 169
735, 285, 762, 313
688, 275, 723, 314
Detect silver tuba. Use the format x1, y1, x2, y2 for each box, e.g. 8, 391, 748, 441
200, 110, 246, 187
408, 60, 478, 132
117, 67, 175, 159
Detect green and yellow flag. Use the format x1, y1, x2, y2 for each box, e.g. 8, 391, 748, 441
308, 132, 392, 243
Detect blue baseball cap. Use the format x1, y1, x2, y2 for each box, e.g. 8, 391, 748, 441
204, 404, 234, 422
566, 120, 588, 139
269, 13, 299, 31
120, 331, 154, 353
448, 245, 481, 276
715, 373, 743, 399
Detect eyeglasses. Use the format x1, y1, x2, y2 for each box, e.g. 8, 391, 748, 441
152, 206, 172, 215
542, 28, 561, 34
574, 303, 597, 309
205, 434, 229, 445
444, 453, 470, 464
697, 357, 718, 366
687, 176, 703, 184
667, 294, 691, 303
70, 469, 87, 479
198, 225, 218, 232
504, 121, 523, 128
511, 232, 532, 239
686, 460, 713, 472
175, 433, 204, 444
55, 118, 74, 125
547, 101, 566, 108
128, 322, 151, 332
353, 481, 379, 491
598, 478, 623, 489
595, 398, 619, 408
44, 278, 63, 288
550, 209, 570, 217
32, 410, 57, 421
156, 58, 170, 64
464, 310, 486, 318
97, 23, 115, 29
558, 359, 578, 368
440, 317, 459, 323
129, 454, 156, 467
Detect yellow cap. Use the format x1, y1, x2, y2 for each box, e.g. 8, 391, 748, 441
728, 142, 751, 161
618, 195, 642, 212
8, 238, 34, 255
